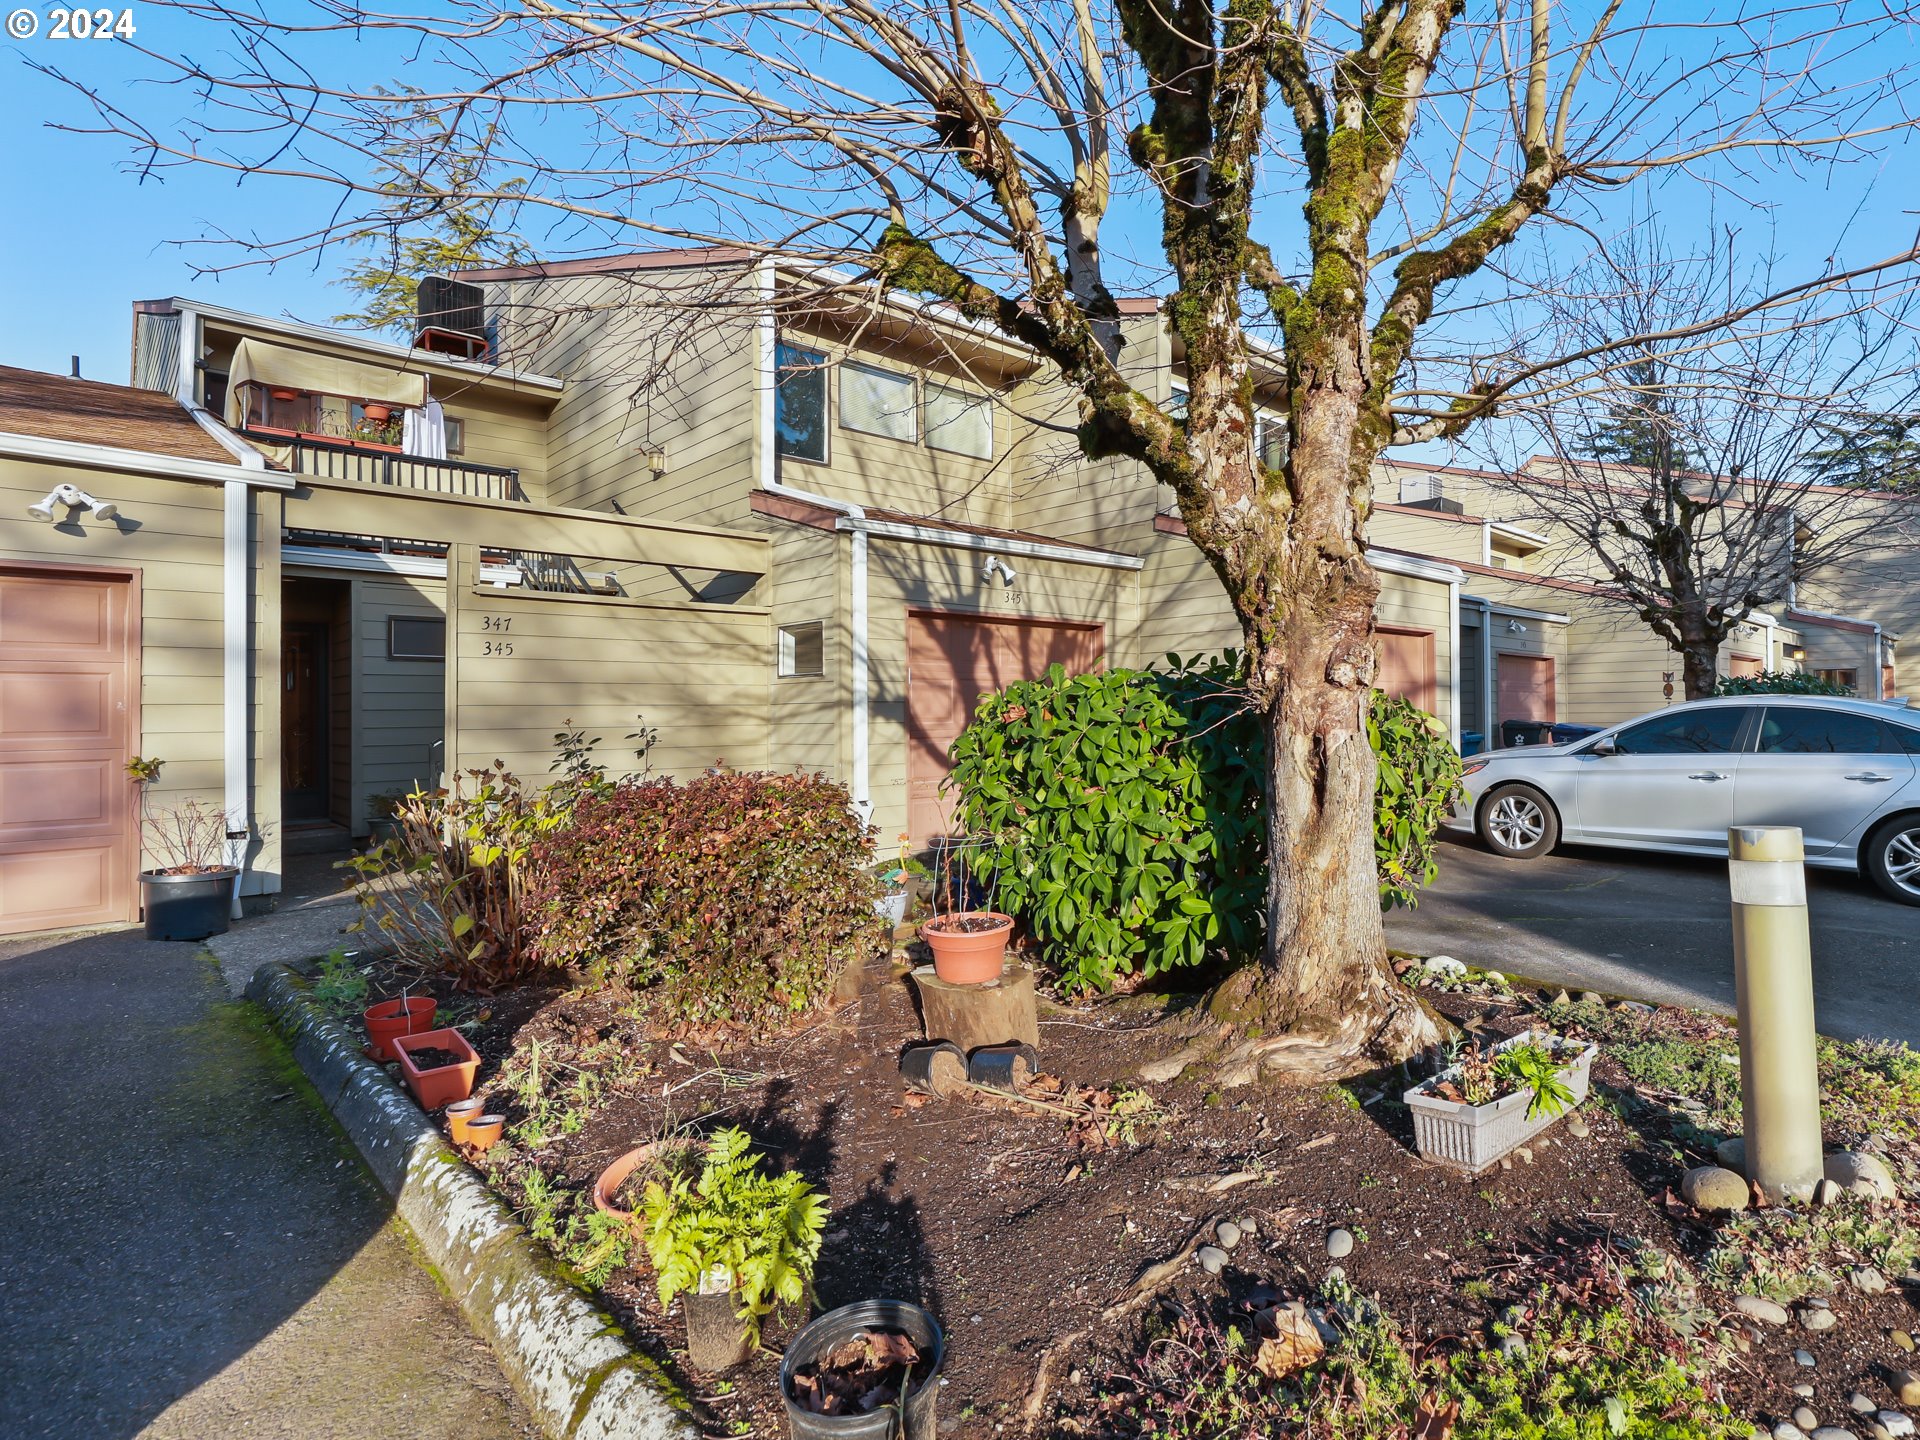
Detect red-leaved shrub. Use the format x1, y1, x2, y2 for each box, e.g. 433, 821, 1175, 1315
527, 771, 881, 1030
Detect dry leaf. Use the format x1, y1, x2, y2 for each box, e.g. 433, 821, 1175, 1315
1412, 1389, 1460, 1440
1251, 1305, 1325, 1379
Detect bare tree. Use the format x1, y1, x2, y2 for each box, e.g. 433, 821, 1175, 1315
1480, 235, 1920, 700
39, 0, 1920, 1080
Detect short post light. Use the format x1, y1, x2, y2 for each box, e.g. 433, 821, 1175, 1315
1729, 825, 1824, 1201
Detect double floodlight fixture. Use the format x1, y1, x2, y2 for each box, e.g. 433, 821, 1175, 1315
26, 484, 118, 523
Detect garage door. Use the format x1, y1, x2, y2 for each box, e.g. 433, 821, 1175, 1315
905, 612, 1103, 841
1728, 653, 1763, 679
0, 567, 138, 935
1376, 627, 1437, 715
1496, 653, 1556, 736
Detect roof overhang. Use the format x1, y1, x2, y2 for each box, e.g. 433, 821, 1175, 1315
0, 431, 294, 488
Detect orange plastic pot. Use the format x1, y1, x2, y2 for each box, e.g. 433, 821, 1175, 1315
464, 1115, 504, 1153
592, 1141, 663, 1229
394, 1027, 480, 1110
445, 1098, 485, 1145
920, 911, 1013, 985
364, 996, 437, 1061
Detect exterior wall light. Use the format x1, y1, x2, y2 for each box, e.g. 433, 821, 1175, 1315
26, 483, 118, 523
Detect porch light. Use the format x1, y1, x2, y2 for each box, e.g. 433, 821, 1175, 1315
26, 483, 118, 523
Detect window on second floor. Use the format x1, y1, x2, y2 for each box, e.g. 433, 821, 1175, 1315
776, 341, 828, 462
840, 361, 918, 442
926, 383, 993, 459
444, 416, 466, 456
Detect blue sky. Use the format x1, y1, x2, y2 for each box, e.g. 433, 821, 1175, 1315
4, 6, 1917, 398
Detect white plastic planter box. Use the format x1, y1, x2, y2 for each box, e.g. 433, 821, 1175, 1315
875, 891, 909, 928
1404, 1030, 1598, 1174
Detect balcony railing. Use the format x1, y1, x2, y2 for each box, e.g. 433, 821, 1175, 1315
249, 431, 525, 503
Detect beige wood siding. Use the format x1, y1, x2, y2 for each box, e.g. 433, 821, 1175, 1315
0, 458, 281, 893
1561, 604, 1674, 724
862, 540, 1132, 843
762, 522, 844, 783
486, 267, 761, 524
445, 580, 771, 783
352, 574, 447, 831
429, 388, 552, 504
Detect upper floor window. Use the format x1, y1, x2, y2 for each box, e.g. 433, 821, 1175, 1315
926, 383, 993, 459
1166, 384, 1189, 421
841, 361, 918, 443
775, 341, 828, 462
444, 416, 466, 456
1256, 415, 1285, 470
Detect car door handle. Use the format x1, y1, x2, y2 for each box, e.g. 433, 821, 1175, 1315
1687, 772, 1730, 782
1844, 772, 1894, 783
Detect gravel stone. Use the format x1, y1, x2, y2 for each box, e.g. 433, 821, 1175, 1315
1773, 1426, 1806, 1440
1893, 1331, 1915, 1353
1736, 1295, 1792, 1327
1196, 1246, 1228, 1275
1800, 1307, 1838, 1333
1878, 1413, 1915, 1438
1796, 1349, 1819, 1368
1326, 1228, 1355, 1260
1855, 1268, 1889, 1295
1792, 1383, 1816, 1397
1567, 1116, 1590, 1138
1717, 1137, 1749, 1171
1855, 1394, 1881, 1413
1796, 1408, 1821, 1431
1215, 1221, 1243, 1251
1896, 1372, 1920, 1408
1810, 1430, 1860, 1440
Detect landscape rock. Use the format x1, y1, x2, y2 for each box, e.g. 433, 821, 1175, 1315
1816, 1179, 1845, 1207
1894, 1331, 1915, 1353
1853, 1395, 1879, 1414
1215, 1221, 1243, 1251
1580, 990, 1606, 1004
1810, 1429, 1860, 1440
1683, 1166, 1753, 1212
1878, 1413, 1914, 1438
1798, 1408, 1822, 1431
1196, 1245, 1228, 1276
1774, 1426, 1806, 1440
1895, 1372, 1920, 1408
1326, 1228, 1355, 1260
1496, 1333, 1526, 1359
1855, 1267, 1890, 1295
1800, 1307, 1839, 1333
1717, 1137, 1749, 1172
1826, 1152, 1899, 1201
1553, 989, 1571, 1005
1424, 956, 1467, 978
1794, 1384, 1816, 1397
1736, 1295, 1791, 1327
1796, 1350, 1819, 1368
1567, 1115, 1591, 1138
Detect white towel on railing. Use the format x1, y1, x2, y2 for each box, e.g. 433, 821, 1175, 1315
403, 398, 449, 459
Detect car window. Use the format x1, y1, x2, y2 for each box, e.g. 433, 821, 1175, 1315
1890, 723, 1920, 755
1757, 707, 1888, 755
1611, 708, 1748, 755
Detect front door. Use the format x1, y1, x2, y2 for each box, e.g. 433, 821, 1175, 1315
0, 566, 138, 934
1573, 705, 1753, 849
282, 623, 330, 822
1735, 704, 1918, 855
1376, 627, 1437, 716
905, 612, 1104, 842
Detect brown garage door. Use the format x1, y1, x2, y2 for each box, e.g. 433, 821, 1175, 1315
905, 611, 1103, 841
0, 565, 139, 935
1495, 652, 1556, 740
1376, 626, 1437, 715
1728, 652, 1763, 679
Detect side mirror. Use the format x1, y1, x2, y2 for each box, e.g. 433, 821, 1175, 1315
1589, 736, 1619, 757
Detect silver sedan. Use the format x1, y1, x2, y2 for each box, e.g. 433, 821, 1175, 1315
1450, 695, 1920, 906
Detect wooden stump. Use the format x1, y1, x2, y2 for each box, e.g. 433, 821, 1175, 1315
911, 963, 1040, 1052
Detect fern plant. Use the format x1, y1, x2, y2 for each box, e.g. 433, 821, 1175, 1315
639, 1127, 829, 1346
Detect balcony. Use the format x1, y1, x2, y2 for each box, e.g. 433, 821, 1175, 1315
272, 433, 525, 503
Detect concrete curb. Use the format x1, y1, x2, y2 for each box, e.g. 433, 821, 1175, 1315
246, 963, 697, 1440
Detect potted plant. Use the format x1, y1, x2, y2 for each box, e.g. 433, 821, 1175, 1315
919, 910, 1012, 985
128, 758, 241, 942
363, 991, 437, 1061
639, 1126, 829, 1372
1403, 1029, 1597, 1173
875, 834, 928, 929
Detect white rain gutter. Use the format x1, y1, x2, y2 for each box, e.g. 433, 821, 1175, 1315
755, 261, 872, 819
0, 431, 292, 490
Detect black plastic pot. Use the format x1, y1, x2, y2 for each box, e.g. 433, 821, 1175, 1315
898, 1042, 967, 1099
966, 1042, 1039, 1092
780, 1300, 945, 1439
140, 868, 239, 941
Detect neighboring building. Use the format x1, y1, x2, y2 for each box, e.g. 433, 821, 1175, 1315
0, 257, 1907, 936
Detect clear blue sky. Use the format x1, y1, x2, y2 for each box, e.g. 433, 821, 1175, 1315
3, 8, 1916, 391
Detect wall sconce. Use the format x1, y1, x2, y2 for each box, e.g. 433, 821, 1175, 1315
1504, 618, 1527, 635
638, 447, 667, 477
1786, 645, 1807, 662
26, 483, 118, 523
983, 554, 1018, 586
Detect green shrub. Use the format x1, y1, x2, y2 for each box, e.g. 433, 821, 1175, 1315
1713, 670, 1853, 696
528, 770, 880, 1030
945, 653, 1462, 991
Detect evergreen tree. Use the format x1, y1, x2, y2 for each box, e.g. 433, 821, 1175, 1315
1575, 359, 1699, 474
1804, 413, 1920, 492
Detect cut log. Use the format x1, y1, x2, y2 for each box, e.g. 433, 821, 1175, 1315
911, 964, 1040, 1051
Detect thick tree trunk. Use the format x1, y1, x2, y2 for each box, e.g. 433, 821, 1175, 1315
1680, 636, 1720, 700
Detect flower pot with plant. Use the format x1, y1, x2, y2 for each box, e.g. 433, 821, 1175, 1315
918, 842, 1012, 984
640, 1126, 829, 1372
1403, 1029, 1597, 1173
363, 993, 437, 1061
875, 834, 929, 929
128, 758, 241, 942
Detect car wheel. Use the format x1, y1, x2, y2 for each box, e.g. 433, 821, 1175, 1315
1479, 784, 1560, 860
1862, 815, 1920, 907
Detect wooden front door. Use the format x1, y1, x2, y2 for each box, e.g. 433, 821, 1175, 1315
282, 623, 330, 821
1376, 627, 1437, 716
0, 566, 139, 935
905, 612, 1104, 841
1496, 653, 1556, 738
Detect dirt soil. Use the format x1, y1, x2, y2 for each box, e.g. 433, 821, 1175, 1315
342, 953, 1920, 1438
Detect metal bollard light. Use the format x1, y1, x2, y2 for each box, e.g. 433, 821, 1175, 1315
1729, 825, 1824, 1201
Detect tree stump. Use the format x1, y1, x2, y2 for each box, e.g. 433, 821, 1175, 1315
911, 963, 1040, 1052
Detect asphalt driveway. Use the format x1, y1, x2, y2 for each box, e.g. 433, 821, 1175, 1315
1385, 836, 1920, 1047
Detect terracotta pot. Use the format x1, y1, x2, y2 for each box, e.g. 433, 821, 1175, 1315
592, 1140, 663, 1227
269, 387, 300, 401
364, 996, 438, 1062
919, 911, 1013, 985
464, 1115, 505, 1153
393, 1027, 480, 1110
361, 403, 392, 421
445, 1097, 485, 1144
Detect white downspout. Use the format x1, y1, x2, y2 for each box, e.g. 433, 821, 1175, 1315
1447, 577, 1462, 751
1872, 622, 1886, 700
754, 260, 871, 818
222, 478, 251, 916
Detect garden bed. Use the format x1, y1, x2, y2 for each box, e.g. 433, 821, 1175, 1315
312, 947, 1920, 1438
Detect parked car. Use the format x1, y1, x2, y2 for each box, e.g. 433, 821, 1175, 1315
1450, 696, 1920, 905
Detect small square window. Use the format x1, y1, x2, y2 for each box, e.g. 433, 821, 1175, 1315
778, 622, 825, 677
388, 615, 446, 661
841, 361, 918, 442
444, 416, 466, 456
